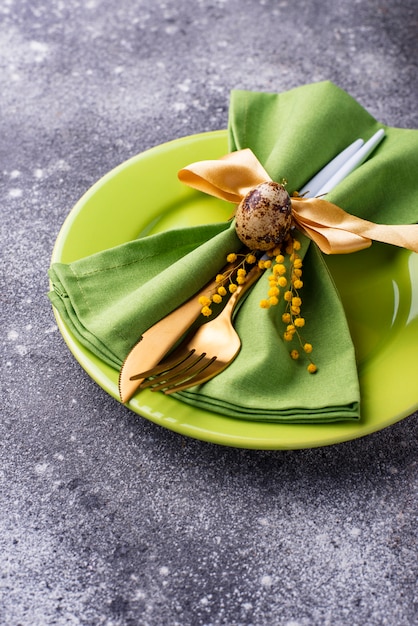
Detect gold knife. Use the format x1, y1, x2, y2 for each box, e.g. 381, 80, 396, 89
118, 263, 237, 403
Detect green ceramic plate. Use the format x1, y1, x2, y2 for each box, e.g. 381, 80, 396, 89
51, 131, 418, 449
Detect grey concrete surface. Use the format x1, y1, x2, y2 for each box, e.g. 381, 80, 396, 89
1, 1, 418, 625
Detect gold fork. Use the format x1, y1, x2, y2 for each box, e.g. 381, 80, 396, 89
118, 259, 239, 402
131, 263, 263, 394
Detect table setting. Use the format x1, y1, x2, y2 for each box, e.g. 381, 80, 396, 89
2, 1, 418, 624
48, 81, 418, 449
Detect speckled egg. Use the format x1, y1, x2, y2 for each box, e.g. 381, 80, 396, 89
235, 182, 293, 250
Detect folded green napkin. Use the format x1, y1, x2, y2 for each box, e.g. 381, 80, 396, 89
48, 81, 418, 422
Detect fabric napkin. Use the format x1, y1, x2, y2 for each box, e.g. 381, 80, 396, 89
48, 81, 418, 422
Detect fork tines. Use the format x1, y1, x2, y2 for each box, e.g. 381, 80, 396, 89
134, 349, 217, 392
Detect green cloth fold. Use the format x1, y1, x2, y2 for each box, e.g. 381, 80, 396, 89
49, 222, 240, 368
48, 81, 418, 423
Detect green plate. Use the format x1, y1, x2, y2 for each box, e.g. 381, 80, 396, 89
51, 131, 418, 449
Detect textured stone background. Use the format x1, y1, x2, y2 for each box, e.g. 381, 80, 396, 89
1, 1, 417, 625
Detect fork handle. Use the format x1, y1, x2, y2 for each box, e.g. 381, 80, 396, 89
219, 264, 264, 318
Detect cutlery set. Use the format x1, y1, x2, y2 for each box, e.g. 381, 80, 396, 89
119, 129, 385, 403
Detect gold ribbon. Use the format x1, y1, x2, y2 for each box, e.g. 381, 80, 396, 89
179, 148, 418, 254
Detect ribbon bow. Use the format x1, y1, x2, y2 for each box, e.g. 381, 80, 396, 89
179, 148, 418, 255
